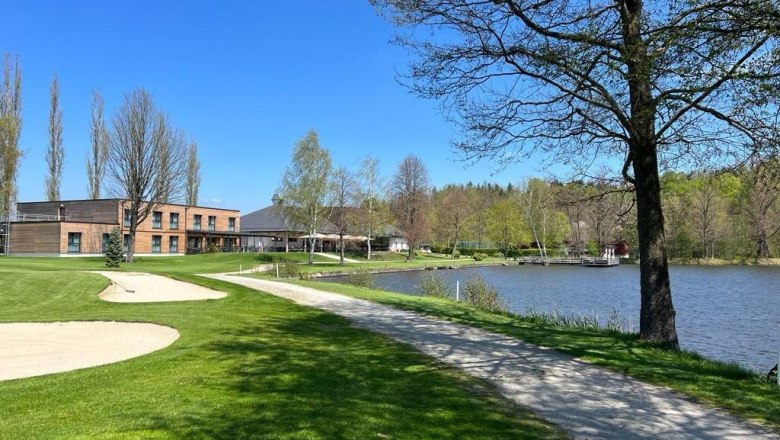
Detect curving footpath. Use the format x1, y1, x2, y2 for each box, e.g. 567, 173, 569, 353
203, 274, 777, 440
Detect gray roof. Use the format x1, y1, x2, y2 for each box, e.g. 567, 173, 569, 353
241, 204, 339, 234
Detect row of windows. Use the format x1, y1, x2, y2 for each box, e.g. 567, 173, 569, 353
124, 209, 235, 232
67, 233, 179, 254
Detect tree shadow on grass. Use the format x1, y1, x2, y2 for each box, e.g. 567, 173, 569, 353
148, 311, 563, 439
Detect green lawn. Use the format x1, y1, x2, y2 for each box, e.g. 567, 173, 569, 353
0, 257, 564, 439
293, 278, 780, 431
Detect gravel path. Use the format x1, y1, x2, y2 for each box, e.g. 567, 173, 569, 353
203, 274, 777, 440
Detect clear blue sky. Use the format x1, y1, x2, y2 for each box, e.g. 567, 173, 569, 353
2, 1, 543, 214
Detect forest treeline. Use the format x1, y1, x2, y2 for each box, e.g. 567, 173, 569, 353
424, 159, 780, 261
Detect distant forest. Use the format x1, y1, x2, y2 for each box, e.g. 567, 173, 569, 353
426, 159, 780, 261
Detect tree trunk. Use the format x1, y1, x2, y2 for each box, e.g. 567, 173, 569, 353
757, 231, 771, 258
623, 0, 679, 349
126, 230, 135, 263
308, 238, 315, 265
633, 142, 679, 348
367, 225, 372, 260
339, 233, 345, 266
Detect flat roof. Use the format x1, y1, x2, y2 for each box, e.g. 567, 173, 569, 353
17, 198, 240, 213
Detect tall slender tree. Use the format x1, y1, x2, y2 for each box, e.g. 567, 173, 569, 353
45, 74, 64, 201
0, 54, 22, 219
279, 130, 333, 265
107, 88, 187, 263
86, 89, 109, 199
186, 138, 200, 206
331, 166, 356, 265
372, 0, 780, 348
357, 155, 384, 260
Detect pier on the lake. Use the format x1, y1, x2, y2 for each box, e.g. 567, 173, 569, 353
517, 256, 620, 267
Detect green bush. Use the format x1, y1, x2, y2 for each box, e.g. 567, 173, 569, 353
105, 228, 123, 268
452, 250, 460, 259
207, 242, 220, 253
462, 275, 506, 312
266, 259, 300, 278
416, 273, 453, 299
349, 270, 376, 289
472, 252, 485, 261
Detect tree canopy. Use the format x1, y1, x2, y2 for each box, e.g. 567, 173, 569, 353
372, 0, 780, 348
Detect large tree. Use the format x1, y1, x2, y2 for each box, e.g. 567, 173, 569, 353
86, 89, 109, 199
280, 130, 333, 265
45, 73, 64, 201
107, 88, 187, 263
390, 155, 431, 260
372, 0, 780, 348
0, 54, 22, 219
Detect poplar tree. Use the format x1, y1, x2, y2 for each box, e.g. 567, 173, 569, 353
0, 54, 22, 218
45, 74, 64, 201
186, 139, 200, 206
86, 89, 109, 199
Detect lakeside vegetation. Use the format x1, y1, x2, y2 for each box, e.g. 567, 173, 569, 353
0, 256, 563, 439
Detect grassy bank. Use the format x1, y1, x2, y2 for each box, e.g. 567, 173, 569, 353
291, 277, 780, 431
0, 257, 564, 439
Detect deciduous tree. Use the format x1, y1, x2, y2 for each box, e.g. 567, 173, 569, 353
86, 89, 109, 199
372, 0, 780, 347
390, 155, 430, 260
331, 166, 357, 265
357, 156, 384, 260
0, 54, 22, 219
439, 186, 471, 258
280, 130, 333, 265
107, 88, 187, 263
45, 74, 64, 201
186, 138, 200, 206
485, 198, 525, 256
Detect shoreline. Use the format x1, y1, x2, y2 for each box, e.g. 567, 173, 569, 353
303, 261, 508, 278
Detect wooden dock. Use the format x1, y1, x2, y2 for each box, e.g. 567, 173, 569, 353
517, 256, 620, 267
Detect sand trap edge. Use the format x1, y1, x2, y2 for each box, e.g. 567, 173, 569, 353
0, 321, 180, 382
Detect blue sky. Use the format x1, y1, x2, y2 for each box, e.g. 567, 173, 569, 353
2, 1, 543, 214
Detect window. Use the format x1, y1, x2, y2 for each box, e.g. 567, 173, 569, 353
123, 234, 130, 253
170, 212, 179, 229
67, 233, 81, 253
169, 236, 179, 253
208, 215, 216, 231
151, 235, 162, 253
228, 217, 236, 232
152, 211, 162, 229
123, 209, 131, 227
193, 214, 202, 230
102, 233, 110, 253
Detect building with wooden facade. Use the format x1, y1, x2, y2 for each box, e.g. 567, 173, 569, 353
4, 199, 241, 256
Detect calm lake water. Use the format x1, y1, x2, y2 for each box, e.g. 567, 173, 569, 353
325, 264, 780, 372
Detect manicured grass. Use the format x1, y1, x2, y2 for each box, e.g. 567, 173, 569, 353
0, 260, 565, 439
294, 278, 780, 431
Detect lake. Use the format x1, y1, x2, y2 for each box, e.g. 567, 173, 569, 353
324, 264, 780, 372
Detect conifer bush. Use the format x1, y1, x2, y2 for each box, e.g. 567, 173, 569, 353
105, 228, 123, 268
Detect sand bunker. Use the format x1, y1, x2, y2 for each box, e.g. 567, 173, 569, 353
0, 321, 179, 381
95, 271, 226, 303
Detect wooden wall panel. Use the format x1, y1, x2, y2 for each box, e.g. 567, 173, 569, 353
9, 222, 61, 254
